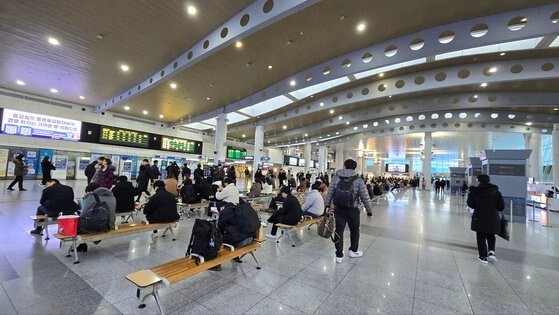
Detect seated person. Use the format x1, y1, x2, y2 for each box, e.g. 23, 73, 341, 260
373, 182, 383, 196
266, 186, 303, 238
218, 201, 255, 248
215, 177, 239, 205
180, 179, 199, 204
143, 180, 180, 223
319, 182, 329, 203
366, 183, 374, 199
31, 179, 79, 235
288, 175, 296, 188
247, 178, 262, 197
76, 182, 117, 252
267, 189, 286, 211
164, 173, 179, 197
301, 182, 325, 218
262, 178, 273, 194
111, 176, 136, 213
296, 179, 307, 193
195, 177, 212, 201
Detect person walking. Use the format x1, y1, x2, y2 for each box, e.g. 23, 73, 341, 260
324, 159, 373, 264
7, 154, 28, 191
40, 156, 56, 186
136, 159, 152, 202
467, 174, 505, 264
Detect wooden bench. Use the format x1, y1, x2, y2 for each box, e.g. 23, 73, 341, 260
275, 216, 323, 247
29, 215, 58, 240
116, 211, 137, 224
54, 221, 178, 264
126, 240, 264, 314
176, 202, 209, 218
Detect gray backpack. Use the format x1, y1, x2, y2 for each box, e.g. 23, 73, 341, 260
78, 193, 110, 234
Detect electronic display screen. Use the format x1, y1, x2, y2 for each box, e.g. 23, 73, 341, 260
289, 157, 298, 166
161, 137, 200, 154
226, 147, 246, 159
99, 126, 149, 148
386, 163, 408, 173
1, 108, 81, 141
298, 159, 305, 167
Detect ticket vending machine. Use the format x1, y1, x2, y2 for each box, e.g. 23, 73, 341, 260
467, 157, 482, 187
119, 158, 133, 179
449, 167, 467, 193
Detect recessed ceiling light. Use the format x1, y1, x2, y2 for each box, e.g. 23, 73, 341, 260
356, 22, 366, 32
473, 94, 478, 99
554, 108, 558, 111
499, 52, 506, 56
329, 109, 334, 114
48, 37, 60, 46
159, 114, 164, 119
142, 110, 148, 115
235, 41, 243, 48
338, 116, 343, 120
480, 82, 488, 87
304, 133, 308, 137
96, 34, 104, 40
242, 134, 246, 138
282, 125, 287, 129
50, 88, 58, 93
327, 134, 331, 137
206, 97, 211, 100
346, 121, 350, 125
379, 73, 384, 78
526, 122, 532, 126
79, 96, 85, 100
320, 102, 324, 106
388, 95, 392, 98
267, 140, 270, 143
120, 64, 130, 72
268, 65, 273, 70
15, 80, 25, 86
170, 83, 177, 89
520, 17, 527, 22
488, 67, 497, 73
336, 132, 339, 135
187, 5, 197, 15
124, 106, 130, 111
289, 80, 296, 86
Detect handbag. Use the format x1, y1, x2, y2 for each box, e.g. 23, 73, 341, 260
317, 212, 338, 242
497, 213, 510, 241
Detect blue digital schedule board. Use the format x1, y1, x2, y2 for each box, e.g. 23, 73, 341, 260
1, 108, 81, 141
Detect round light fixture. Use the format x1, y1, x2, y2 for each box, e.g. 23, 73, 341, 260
142, 110, 148, 115
187, 5, 197, 15
50, 88, 58, 93
124, 106, 130, 111
48, 37, 60, 46
120, 64, 130, 72
235, 41, 243, 48
170, 83, 177, 89
16, 80, 25, 86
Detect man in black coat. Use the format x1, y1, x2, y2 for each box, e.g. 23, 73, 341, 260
217, 202, 255, 247
31, 179, 79, 235
111, 176, 136, 213
143, 180, 179, 223
194, 164, 204, 183
266, 186, 302, 238
467, 174, 505, 264
136, 159, 152, 202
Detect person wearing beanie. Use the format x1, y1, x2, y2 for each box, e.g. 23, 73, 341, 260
143, 180, 179, 223
266, 186, 302, 239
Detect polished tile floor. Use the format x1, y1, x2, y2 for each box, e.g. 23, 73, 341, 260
0, 180, 558, 314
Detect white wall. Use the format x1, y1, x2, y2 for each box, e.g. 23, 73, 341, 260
266, 147, 284, 164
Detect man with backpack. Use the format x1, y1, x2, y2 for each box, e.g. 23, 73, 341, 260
324, 159, 373, 264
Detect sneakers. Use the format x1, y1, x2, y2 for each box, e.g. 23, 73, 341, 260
260, 221, 268, 228
488, 251, 497, 262
478, 257, 488, 264
335, 257, 343, 264
265, 233, 277, 239
348, 250, 363, 258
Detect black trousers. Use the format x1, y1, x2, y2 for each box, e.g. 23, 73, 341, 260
476, 232, 496, 258
8, 175, 24, 189
268, 213, 286, 236
333, 206, 360, 258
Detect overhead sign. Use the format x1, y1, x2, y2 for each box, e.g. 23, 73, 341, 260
99, 126, 149, 148
161, 137, 201, 154
1, 108, 81, 141
260, 157, 270, 161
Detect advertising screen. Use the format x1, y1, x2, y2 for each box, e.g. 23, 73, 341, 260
289, 157, 298, 166
298, 159, 305, 167
161, 137, 201, 154
386, 163, 408, 173
99, 126, 149, 148
1, 108, 81, 141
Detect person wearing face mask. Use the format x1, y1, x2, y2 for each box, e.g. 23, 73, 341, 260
215, 177, 239, 205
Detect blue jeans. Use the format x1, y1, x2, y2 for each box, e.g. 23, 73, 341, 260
236, 236, 254, 248
303, 211, 320, 218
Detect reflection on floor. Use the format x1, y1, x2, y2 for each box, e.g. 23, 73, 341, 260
0, 180, 558, 314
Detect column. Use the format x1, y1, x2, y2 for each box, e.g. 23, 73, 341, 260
422, 132, 432, 190
356, 151, 364, 174
408, 155, 414, 177
304, 141, 312, 173
553, 124, 559, 184
524, 133, 542, 181
335, 143, 344, 170
318, 145, 327, 173
252, 125, 264, 178
214, 113, 227, 164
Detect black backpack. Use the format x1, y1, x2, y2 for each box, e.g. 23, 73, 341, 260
181, 185, 198, 204
78, 193, 110, 234
186, 219, 223, 264
235, 203, 260, 235
333, 176, 358, 208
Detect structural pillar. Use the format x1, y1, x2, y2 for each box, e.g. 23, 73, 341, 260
214, 113, 227, 164
318, 145, 327, 174
408, 155, 414, 177
422, 132, 432, 190
335, 143, 344, 170
524, 133, 542, 181
357, 151, 364, 175
553, 124, 559, 184
252, 125, 264, 176
304, 141, 312, 173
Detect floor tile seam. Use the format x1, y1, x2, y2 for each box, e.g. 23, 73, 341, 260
194, 285, 266, 315
0, 281, 16, 312
491, 262, 535, 311
263, 291, 315, 315
413, 296, 473, 314
411, 209, 423, 314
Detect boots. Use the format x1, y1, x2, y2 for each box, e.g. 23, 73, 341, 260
30, 226, 43, 235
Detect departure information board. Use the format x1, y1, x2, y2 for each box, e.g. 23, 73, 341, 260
99, 126, 149, 148
227, 147, 246, 159
161, 137, 200, 154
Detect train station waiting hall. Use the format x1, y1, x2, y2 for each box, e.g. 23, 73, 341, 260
0, 1, 559, 314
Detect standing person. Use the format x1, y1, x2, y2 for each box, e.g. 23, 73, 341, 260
40, 156, 56, 186
324, 159, 373, 264
181, 163, 191, 181
305, 171, 312, 182
244, 168, 251, 186
278, 169, 286, 187
85, 157, 103, 184
194, 164, 204, 183
150, 160, 161, 184
112, 176, 136, 214
7, 154, 28, 191
227, 164, 236, 185
136, 159, 152, 202
467, 174, 505, 264
93, 158, 116, 189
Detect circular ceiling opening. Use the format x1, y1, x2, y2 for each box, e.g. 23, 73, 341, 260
507, 16, 527, 31
470, 23, 489, 37
438, 30, 455, 44
362, 52, 373, 63
410, 38, 424, 51
384, 45, 398, 57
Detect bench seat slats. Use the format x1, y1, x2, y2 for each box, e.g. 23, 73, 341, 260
275, 217, 322, 229
54, 221, 176, 240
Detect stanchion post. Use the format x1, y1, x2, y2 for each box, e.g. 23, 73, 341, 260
510, 200, 513, 223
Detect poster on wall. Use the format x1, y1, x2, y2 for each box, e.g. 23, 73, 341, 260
66, 160, 76, 179
0, 148, 9, 178
24, 150, 38, 179
52, 155, 68, 179
37, 149, 54, 178
111, 155, 121, 175
1, 108, 81, 141
75, 157, 90, 180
